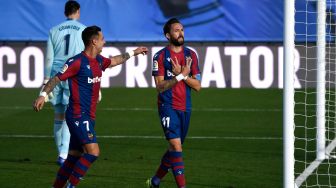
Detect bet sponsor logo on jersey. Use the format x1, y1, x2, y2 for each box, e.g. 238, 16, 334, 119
167, 70, 175, 77
87, 76, 102, 84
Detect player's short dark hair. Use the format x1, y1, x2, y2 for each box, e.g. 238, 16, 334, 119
82, 26, 101, 46
64, 0, 80, 17
163, 18, 181, 35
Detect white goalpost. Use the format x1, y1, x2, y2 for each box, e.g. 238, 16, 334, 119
285, 0, 336, 187
284, 0, 295, 187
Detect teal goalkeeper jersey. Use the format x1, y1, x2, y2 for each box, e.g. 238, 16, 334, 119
45, 19, 86, 78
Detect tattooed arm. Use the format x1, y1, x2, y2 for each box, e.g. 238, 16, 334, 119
156, 74, 201, 93
43, 76, 61, 94
154, 56, 192, 93
33, 76, 60, 112
154, 76, 178, 93
108, 53, 131, 68
108, 46, 148, 68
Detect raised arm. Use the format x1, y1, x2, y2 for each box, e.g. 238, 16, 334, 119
108, 46, 148, 68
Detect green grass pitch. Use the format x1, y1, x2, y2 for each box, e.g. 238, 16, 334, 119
0, 88, 282, 188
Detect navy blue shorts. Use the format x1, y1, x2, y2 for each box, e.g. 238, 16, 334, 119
66, 115, 97, 152
158, 106, 191, 144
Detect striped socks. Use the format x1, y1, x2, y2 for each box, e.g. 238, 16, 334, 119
170, 151, 185, 188
53, 154, 80, 188
68, 153, 97, 186
152, 150, 171, 185
152, 151, 186, 188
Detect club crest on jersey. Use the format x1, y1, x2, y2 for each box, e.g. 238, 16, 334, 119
87, 65, 90, 70
153, 60, 158, 71
87, 132, 94, 140
88, 76, 101, 84
60, 64, 68, 73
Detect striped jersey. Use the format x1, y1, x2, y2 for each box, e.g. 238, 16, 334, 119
57, 52, 111, 119
152, 46, 200, 112
45, 19, 86, 78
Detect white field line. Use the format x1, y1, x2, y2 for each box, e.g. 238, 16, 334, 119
0, 134, 282, 140
0, 106, 282, 112
0, 106, 282, 140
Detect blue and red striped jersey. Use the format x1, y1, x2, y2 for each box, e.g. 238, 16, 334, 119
152, 46, 200, 112
57, 52, 111, 119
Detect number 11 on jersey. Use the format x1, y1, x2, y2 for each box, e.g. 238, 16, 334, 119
162, 117, 170, 128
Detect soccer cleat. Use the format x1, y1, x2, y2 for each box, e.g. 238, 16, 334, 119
146, 178, 159, 188
56, 156, 66, 166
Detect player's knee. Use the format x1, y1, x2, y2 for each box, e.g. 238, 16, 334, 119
89, 150, 100, 157
169, 143, 183, 152
86, 146, 100, 157
54, 113, 65, 121
168, 138, 183, 151
54, 104, 67, 117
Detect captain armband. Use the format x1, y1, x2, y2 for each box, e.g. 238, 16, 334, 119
195, 74, 201, 81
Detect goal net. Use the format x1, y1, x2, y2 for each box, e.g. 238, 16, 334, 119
289, 0, 336, 187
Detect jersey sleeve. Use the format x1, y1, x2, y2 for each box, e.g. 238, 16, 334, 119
152, 51, 165, 76
56, 58, 81, 81
44, 30, 54, 79
190, 50, 201, 76
101, 55, 111, 71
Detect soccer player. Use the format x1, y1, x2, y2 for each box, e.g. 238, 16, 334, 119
33, 26, 148, 188
147, 18, 201, 188
42, 0, 86, 165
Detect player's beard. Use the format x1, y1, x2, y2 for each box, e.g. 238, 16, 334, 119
98, 46, 103, 53
171, 36, 184, 46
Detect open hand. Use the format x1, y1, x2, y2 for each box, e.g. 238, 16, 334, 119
134, 46, 148, 56
33, 96, 45, 112
181, 56, 192, 77
171, 56, 181, 75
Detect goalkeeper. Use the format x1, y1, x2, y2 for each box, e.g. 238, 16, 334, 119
41, 0, 86, 166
